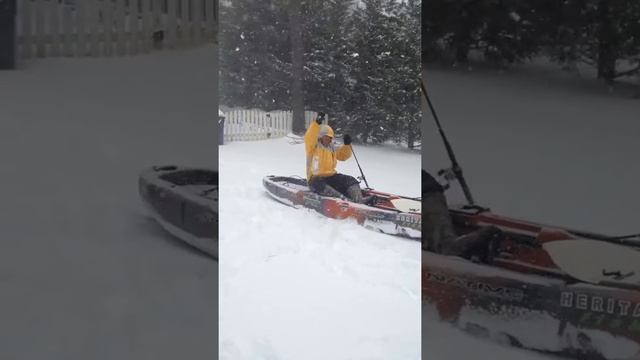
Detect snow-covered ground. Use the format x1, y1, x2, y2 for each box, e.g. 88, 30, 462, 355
422, 64, 640, 359
219, 137, 421, 359
422, 306, 564, 360
0, 46, 218, 359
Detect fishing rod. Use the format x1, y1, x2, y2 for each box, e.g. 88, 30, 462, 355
420, 78, 476, 206
351, 145, 371, 189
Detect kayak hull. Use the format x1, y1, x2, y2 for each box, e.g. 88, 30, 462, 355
424, 205, 640, 359
138, 165, 218, 259
263, 175, 421, 240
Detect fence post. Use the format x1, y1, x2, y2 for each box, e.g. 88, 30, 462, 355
221, 108, 309, 142
218, 110, 225, 145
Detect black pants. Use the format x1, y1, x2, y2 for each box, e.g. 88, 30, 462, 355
422, 169, 444, 195
422, 169, 454, 252
309, 173, 359, 197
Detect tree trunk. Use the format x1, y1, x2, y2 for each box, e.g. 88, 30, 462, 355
596, 0, 616, 84
289, 0, 306, 135
407, 126, 415, 149
453, 5, 472, 67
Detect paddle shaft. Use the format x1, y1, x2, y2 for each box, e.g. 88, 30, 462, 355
420, 79, 475, 206
351, 145, 370, 189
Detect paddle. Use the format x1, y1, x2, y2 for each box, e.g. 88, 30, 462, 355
390, 198, 422, 213
543, 238, 640, 288
350, 144, 371, 189
420, 78, 475, 206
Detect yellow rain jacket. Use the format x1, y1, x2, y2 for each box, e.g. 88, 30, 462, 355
304, 121, 352, 180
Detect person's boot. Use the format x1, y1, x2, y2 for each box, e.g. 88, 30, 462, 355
362, 194, 376, 206
346, 184, 364, 203
442, 225, 503, 263
320, 185, 347, 200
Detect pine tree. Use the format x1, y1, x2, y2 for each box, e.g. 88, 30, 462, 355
392, 0, 421, 149
423, 0, 542, 68
423, 0, 640, 85
219, 0, 292, 110
344, 0, 397, 144
478, 0, 539, 67
301, 0, 355, 130
543, 0, 640, 83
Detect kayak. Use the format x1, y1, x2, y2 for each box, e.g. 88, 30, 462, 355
138, 165, 218, 259
263, 175, 421, 240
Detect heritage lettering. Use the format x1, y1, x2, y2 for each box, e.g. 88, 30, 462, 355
607, 298, 616, 314
560, 291, 639, 317
398, 214, 420, 227
425, 271, 523, 301
619, 301, 631, 316
560, 292, 573, 307
591, 296, 604, 312
576, 294, 588, 310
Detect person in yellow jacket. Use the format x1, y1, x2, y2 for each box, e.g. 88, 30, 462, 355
304, 112, 364, 203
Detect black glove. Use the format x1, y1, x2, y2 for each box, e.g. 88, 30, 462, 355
343, 134, 352, 145
316, 112, 325, 124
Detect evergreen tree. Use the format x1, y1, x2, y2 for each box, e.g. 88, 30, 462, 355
392, 0, 421, 149
344, 0, 398, 144
220, 0, 425, 147
477, 0, 539, 67
301, 0, 355, 129
540, 0, 640, 83
219, 0, 291, 110
422, 0, 640, 84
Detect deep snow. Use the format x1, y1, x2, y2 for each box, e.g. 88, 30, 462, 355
422, 306, 564, 360
422, 63, 640, 359
0, 45, 218, 359
219, 137, 421, 359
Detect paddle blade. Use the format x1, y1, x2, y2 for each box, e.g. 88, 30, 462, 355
543, 239, 640, 286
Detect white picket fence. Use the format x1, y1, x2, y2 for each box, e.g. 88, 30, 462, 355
222, 109, 321, 142
17, 0, 217, 60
